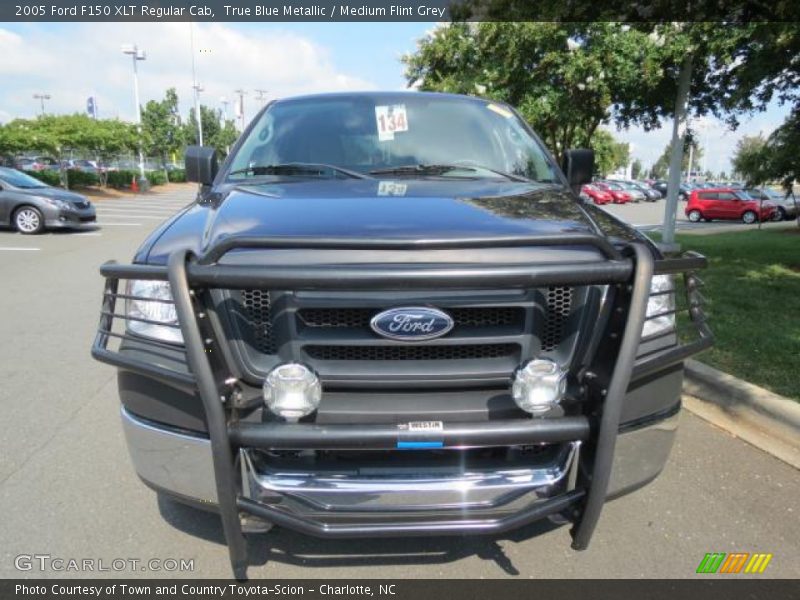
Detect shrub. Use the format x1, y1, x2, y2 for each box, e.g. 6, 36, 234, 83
66, 169, 100, 187
106, 169, 138, 189
24, 170, 61, 186
168, 168, 186, 183
146, 170, 167, 186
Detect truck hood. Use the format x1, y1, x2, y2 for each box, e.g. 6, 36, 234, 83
140, 179, 606, 264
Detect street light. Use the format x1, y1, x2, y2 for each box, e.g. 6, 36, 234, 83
193, 83, 205, 146
234, 89, 247, 132
121, 43, 147, 186
33, 93, 51, 116
254, 89, 268, 107
189, 23, 204, 146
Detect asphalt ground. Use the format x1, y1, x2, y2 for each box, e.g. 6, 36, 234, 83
0, 185, 797, 579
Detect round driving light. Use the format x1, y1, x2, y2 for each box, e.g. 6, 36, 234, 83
511, 359, 567, 415
263, 363, 321, 421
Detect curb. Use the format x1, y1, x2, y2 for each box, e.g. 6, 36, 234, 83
682, 359, 800, 469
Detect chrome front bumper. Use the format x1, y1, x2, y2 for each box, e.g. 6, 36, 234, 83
122, 406, 678, 522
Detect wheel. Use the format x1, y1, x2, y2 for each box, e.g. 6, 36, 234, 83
688, 210, 702, 223
742, 210, 757, 224
679, 193, 687, 202
14, 206, 45, 234
774, 207, 787, 221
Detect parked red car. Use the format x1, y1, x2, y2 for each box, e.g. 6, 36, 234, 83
685, 188, 776, 224
593, 181, 632, 204
580, 184, 613, 205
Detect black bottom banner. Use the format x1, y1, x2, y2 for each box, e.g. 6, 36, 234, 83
2, 580, 798, 600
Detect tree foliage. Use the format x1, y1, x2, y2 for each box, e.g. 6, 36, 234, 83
141, 87, 184, 172
403, 22, 664, 158
650, 139, 704, 179
0, 114, 138, 187
631, 158, 643, 179
184, 105, 239, 159
590, 129, 630, 177
732, 110, 800, 191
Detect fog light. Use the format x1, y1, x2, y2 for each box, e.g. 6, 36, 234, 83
511, 359, 567, 415
263, 363, 321, 421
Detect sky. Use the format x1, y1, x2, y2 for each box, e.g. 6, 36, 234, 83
0, 22, 791, 175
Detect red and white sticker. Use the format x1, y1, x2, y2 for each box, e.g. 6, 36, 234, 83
375, 104, 409, 141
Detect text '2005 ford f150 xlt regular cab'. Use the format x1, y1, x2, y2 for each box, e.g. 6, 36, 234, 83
91, 92, 713, 579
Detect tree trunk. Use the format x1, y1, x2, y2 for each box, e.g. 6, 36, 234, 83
662, 53, 693, 248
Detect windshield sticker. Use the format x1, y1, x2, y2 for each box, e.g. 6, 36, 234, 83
487, 103, 514, 119
375, 104, 409, 141
377, 181, 408, 196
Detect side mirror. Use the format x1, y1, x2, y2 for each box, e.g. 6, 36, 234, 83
185, 145, 218, 185
561, 149, 594, 194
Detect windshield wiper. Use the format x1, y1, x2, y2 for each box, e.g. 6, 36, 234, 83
228, 162, 367, 180
368, 163, 530, 182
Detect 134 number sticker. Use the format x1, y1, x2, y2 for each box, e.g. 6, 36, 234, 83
375, 104, 408, 141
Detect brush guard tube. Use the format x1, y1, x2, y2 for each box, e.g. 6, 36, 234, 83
92, 234, 712, 579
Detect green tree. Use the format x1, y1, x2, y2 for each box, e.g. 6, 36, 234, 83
184, 105, 239, 159
141, 88, 183, 179
733, 111, 800, 193
631, 158, 643, 180
403, 22, 665, 158
651, 139, 703, 180
588, 130, 630, 177
0, 115, 137, 188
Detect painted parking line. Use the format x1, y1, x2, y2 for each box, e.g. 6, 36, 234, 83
95, 209, 177, 216
0, 247, 41, 251
96, 206, 185, 213
94, 214, 170, 220
95, 222, 143, 226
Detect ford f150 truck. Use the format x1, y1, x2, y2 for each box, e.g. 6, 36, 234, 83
91, 92, 713, 579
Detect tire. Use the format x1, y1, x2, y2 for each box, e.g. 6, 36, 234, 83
14, 206, 45, 234
679, 193, 687, 202
688, 210, 702, 223
742, 210, 757, 224
774, 207, 787, 221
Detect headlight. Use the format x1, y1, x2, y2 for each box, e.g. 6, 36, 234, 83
263, 363, 322, 421
642, 274, 675, 338
125, 279, 183, 344
42, 197, 70, 209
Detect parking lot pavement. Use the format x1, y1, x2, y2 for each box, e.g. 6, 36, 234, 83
599, 199, 793, 234
0, 184, 798, 579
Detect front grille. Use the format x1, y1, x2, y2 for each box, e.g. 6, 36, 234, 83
297, 306, 523, 330
304, 344, 518, 362
240, 289, 277, 354
541, 286, 573, 351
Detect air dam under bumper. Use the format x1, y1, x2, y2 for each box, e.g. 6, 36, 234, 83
121, 406, 678, 528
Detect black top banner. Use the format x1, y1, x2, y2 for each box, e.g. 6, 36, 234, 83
4, 0, 798, 22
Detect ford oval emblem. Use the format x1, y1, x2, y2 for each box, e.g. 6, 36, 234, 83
370, 307, 454, 341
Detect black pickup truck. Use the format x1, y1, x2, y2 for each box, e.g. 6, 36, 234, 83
91, 92, 712, 579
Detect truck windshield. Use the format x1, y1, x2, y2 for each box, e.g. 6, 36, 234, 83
226, 94, 560, 184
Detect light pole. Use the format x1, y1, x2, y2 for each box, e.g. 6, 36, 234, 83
121, 43, 147, 185
189, 23, 204, 146
220, 96, 229, 126
33, 93, 51, 116
193, 83, 204, 146
254, 89, 268, 107
234, 89, 247, 131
